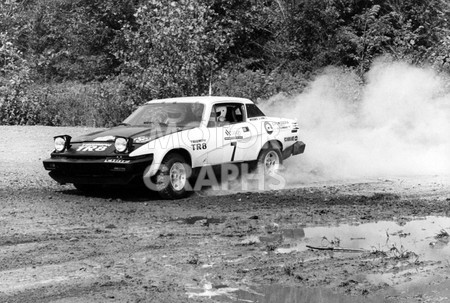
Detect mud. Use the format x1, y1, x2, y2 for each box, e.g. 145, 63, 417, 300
1, 126, 450, 303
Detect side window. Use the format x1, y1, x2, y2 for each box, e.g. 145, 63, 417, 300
208, 103, 245, 127
246, 103, 265, 118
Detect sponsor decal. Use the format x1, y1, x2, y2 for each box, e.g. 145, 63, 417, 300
224, 128, 243, 140
191, 139, 206, 144
104, 158, 131, 163
191, 138, 207, 150
134, 136, 152, 143
224, 136, 243, 140
277, 121, 290, 129
192, 143, 207, 150
284, 136, 298, 142
94, 136, 115, 141
264, 122, 273, 134
76, 143, 111, 152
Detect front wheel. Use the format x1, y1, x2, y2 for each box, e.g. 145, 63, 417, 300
152, 153, 192, 199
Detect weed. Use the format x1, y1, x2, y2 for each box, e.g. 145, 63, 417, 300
370, 245, 388, 258
321, 236, 341, 247
435, 229, 449, 239
390, 244, 418, 261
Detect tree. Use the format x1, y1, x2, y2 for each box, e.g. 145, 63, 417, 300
120, 0, 232, 101
207, 0, 275, 71
2, 0, 139, 82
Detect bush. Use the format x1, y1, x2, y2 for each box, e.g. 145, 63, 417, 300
0, 79, 133, 127
0, 68, 312, 126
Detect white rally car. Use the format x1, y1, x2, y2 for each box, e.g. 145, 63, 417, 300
43, 96, 305, 198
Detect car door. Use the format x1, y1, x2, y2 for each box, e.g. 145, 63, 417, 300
233, 103, 269, 162
205, 102, 250, 165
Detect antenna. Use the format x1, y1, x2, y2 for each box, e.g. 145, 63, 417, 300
208, 66, 213, 96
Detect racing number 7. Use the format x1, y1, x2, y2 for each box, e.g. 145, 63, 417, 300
230, 142, 237, 162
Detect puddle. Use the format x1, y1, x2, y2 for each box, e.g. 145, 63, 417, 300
275, 216, 450, 262
259, 229, 305, 244
187, 284, 383, 303
282, 228, 305, 239
188, 217, 450, 302
173, 216, 226, 225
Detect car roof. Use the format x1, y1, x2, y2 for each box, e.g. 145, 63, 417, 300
145, 96, 254, 105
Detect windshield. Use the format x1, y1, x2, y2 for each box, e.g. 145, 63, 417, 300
122, 102, 204, 128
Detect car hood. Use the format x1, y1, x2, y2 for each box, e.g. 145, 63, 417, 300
73, 126, 157, 142
73, 124, 192, 143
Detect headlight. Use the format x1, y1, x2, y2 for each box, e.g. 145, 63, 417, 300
54, 135, 71, 152
115, 137, 128, 153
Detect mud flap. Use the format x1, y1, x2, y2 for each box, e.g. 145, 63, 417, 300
292, 141, 306, 155
282, 141, 306, 159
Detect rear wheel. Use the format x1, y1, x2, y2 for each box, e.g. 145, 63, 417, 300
152, 153, 192, 199
256, 145, 282, 175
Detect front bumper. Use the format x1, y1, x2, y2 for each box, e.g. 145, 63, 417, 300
43, 154, 153, 185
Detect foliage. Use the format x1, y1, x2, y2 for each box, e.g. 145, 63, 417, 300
331, 0, 450, 73
213, 67, 308, 101
119, 1, 229, 102
6, 0, 138, 82
206, 0, 275, 71
0, 80, 132, 127
0, 32, 34, 125
1, 0, 450, 126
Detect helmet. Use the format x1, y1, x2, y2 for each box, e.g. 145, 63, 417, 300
215, 106, 227, 122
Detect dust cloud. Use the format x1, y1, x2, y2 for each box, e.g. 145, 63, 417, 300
260, 59, 450, 184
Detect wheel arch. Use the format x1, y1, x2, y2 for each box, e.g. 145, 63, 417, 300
163, 148, 192, 167
254, 139, 284, 174
144, 148, 193, 179
260, 140, 283, 153
255, 139, 283, 163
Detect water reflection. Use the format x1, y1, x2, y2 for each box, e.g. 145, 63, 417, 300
282, 228, 305, 240
276, 216, 450, 262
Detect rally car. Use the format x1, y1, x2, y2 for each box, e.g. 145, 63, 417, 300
43, 96, 305, 199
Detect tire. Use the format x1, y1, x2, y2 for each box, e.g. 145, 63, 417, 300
73, 183, 98, 192
256, 145, 283, 176
152, 153, 192, 199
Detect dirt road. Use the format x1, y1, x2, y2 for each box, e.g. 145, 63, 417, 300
1, 126, 450, 303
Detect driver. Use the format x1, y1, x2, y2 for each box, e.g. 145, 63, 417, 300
215, 106, 227, 122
